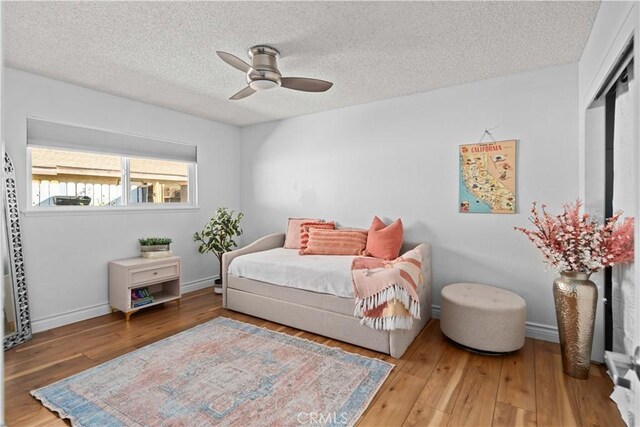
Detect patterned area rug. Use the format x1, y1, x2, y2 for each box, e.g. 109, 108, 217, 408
32, 317, 394, 426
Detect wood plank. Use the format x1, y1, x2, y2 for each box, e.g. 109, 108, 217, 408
447, 353, 502, 427
409, 344, 469, 414
5, 355, 96, 425
38, 418, 71, 427
5, 330, 55, 356
4, 353, 85, 381
400, 323, 451, 427
359, 353, 405, 420
492, 401, 536, 427
537, 339, 561, 354
358, 372, 427, 427
402, 320, 448, 380
404, 405, 449, 427
222, 311, 270, 328
116, 306, 223, 347
398, 318, 437, 359
359, 368, 403, 422
6, 333, 121, 374
336, 340, 392, 361
296, 330, 334, 344
534, 340, 581, 427
11, 320, 125, 358
46, 312, 126, 339
4, 406, 61, 427
571, 364, 626, 427
497, 338, 536, 413
84, 345, 138, 364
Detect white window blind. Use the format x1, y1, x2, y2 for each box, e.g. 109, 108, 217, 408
27, 118, 197, 163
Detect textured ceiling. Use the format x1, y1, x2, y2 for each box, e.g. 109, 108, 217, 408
3, 1, 600, 127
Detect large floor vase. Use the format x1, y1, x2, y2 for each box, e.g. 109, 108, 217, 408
553, 271, 597, 379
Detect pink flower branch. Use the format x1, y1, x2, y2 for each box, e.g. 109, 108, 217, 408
514, 199, 634, 273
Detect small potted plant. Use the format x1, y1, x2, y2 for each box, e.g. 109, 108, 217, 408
139, 237, 173, 258
194, 207, 244, 294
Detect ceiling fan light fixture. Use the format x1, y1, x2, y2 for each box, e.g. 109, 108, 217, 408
249, 79, 279, 91
217, 45, 333, 100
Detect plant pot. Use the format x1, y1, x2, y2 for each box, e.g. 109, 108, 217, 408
553, 271, 597, 379
140, 244, 171, 258
213, 277, 223, 294
141, 245, 170, 252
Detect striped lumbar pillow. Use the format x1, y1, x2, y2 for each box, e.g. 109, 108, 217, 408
299, 222, 335, 254
301, 228, 368, 256
284, 218, 322, 249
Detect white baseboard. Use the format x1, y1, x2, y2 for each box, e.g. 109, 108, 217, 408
524, 321, 560, 343
431, 304, 441, 319
31, 276, 219, 333
431, 304, 559, 343
31, 302, 112, 333
181, 275, 218, 293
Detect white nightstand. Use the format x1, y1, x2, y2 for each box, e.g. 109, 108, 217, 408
108, 256, 181, 321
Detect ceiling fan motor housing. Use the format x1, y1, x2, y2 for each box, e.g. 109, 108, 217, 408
217, 45, 333, 99
247, 45, 281, 90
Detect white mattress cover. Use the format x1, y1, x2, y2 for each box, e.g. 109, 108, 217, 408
228, 248, 355, 298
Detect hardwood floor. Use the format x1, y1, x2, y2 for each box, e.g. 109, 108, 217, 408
4, 288, 624, 427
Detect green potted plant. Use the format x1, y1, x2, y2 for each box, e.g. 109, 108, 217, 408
194, 207, 244, 294
139, 237, 173, 258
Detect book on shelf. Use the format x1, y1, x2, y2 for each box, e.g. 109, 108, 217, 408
131, 287, 155, 308
132, 297, 155, 308
132, 287, 152, 299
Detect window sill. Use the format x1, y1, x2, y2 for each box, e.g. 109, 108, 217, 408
22, 205, 200, 217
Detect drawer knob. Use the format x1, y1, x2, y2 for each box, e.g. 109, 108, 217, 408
153, 272, 158, 275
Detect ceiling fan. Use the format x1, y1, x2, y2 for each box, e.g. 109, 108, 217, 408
217, 45, 333, 100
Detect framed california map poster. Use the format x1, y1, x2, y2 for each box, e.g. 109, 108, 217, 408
459, 140, 516, 214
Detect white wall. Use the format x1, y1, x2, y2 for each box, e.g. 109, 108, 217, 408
240, 63, 579, 341
578, 1, 640, 423
3, 68, 241, 332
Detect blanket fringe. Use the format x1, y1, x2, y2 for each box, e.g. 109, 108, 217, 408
359, 315, 415, 331
354, 283, 421, 324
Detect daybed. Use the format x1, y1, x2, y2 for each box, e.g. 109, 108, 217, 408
222, 233, 431, 358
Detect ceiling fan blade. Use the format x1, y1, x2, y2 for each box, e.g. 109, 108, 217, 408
280, 77, 333, 92
230, 86, 256, 100
217, 51, 252, 73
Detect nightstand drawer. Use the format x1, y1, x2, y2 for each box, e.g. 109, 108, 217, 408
129, 263, 179, 287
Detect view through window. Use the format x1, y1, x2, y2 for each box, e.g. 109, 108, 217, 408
30, 147, 192, 208
130, 158, 189, 205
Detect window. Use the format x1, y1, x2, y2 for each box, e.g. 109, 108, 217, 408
27, 118, 197, 209
31, 147, 122, 207
129, 157, 190, 205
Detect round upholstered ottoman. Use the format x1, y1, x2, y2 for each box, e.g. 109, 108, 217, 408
440, 283, 526, 353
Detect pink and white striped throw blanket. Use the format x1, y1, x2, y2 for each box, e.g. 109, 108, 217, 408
351, 248, 422, 330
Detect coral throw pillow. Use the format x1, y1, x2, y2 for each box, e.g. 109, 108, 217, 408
300, 222, 335, 253
301, 229, 368, 256
365, 216, 404, 260
284, 218, 322, 249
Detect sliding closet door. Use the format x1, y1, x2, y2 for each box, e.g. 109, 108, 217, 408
611, 61, 637, 355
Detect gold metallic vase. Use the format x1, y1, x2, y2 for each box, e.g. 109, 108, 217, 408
553, 271, 597, 379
